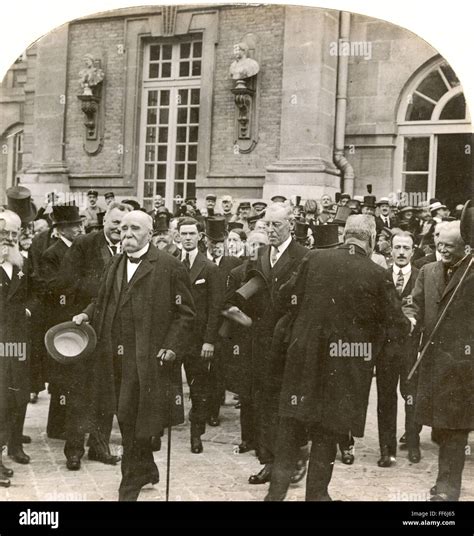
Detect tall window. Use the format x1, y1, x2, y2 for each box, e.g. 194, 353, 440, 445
139, 38, 202, 211
396, 59, 471, 207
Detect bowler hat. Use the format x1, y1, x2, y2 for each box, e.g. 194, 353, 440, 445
313, 224, 341, 249
460, 199, 473, 248
45, 321, 97, 365
51, 204, 82, 226
6, 186, 37, 224
122, 199, 141, 211
104, 192, 115, 199
332, 206, 351, 226
205, 217, 227, 242
228, 221, 244, 231
221, 306, 252, 328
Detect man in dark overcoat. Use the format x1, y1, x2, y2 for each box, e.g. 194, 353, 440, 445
74, 210, 195, 501
403, 219, 473, 501
267, 215, 409, 500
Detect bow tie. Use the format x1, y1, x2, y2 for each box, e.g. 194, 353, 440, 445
127, 254, 146, 264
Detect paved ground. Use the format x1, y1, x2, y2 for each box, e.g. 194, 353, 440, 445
1, 379, 472, 502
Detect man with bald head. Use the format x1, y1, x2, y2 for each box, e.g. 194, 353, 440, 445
404, 220, 473, 501
74, 210, 195, 501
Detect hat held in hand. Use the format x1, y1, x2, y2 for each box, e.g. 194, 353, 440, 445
45, 321, 97, 365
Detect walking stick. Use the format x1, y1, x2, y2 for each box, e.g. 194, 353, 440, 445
407, 255, 473, 381
165, 362, 173, 502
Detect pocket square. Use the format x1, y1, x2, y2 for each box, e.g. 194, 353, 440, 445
195, 278, 206, 285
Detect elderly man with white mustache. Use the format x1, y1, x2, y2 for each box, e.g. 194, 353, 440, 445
0, 210, 33, 486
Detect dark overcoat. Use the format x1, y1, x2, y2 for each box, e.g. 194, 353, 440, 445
278, 244, 410, 437
403, 257, 474, 430
84, 245, 195, 438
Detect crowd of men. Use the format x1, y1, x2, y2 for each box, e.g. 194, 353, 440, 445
0, 184, 472, 502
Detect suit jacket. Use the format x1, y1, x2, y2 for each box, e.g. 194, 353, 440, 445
54, 230, 115, 313
375, 215, 393, 233
84, 244, 196, 437
277, 244, 410, 436
403, 258, 474, 429
183, 252, 223, 354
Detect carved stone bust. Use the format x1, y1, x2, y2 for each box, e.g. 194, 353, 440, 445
79, 54, 105, 96
229, 42, 259, 81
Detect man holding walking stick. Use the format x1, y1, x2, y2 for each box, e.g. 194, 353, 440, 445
73, 210, 195, 501
403, 213, 473, 502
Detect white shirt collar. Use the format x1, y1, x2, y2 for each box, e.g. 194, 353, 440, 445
59, 235, 72, 248
393, 263, 411, 275
273, 234, 293, 255
182, 247, 199, 268
0, 261, 13, 280
127, 242, 150, 260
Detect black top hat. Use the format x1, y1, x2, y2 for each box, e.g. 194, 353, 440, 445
363, 195, 377, 208
185, 196, 197, 203
51, 204, 82, 226
104, 191, 115, 199
205, 217, 227, 242
228, 221, 244, 231
332, 206, 352, 226
45, 321, 97, 365
87, 189, 98, 197
6, 186, 37, 224
294, 220, 309, 240
347, 199, 361, 214
313, 224, 341, 249
460, 199, 473, 248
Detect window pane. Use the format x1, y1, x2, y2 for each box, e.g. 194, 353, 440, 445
191, 89, 200, 105
150, 45, 160, 61
159, 108, 169, 124
186, 181, 196, 198
149, 64, 159, 79
160, 90, 170, 106
190, 107, 199, 124
162, 45, 172, 60
178, 89, 188, 105
180, 42, 191, 59
193, 42, 202, 58
177, 126, 187, 143
188, 145, 197, 161
145, 145, 155, 161
192, 61, 201, 77
406, 93, 434, 121
440, 94, 466, 120
158, 127, 168, 143
146, 127, 156, 143
161, 62, 171, 78
403, 137, 429, 171
174, 181, 184, 198
180, 62, 190, 77
176, 145, 186, 161
156, 182, 166, 197
188, 163, 196, 181
177, 108, 188, 124
157, 146, 168, 161
175, 164, 185, 180
189, 126, 199, 142
144, 181, 154, 198
145, 164, 154, 181
417, 70, 447, 102
148, 91, 158, 106
440, 64, 460, 88
147, 108, 157, 125
157, 164, 166, 180
403, 173, 428, 195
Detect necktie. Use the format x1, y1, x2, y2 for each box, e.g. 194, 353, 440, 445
183, 252, 191, 270
127, 254, 145, 264
395, 269, 405, 295
270, 246, 278, 267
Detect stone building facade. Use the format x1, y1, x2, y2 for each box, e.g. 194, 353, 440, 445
0, 4, 471, 211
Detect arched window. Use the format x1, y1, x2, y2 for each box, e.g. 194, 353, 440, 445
395, 58, 471, 208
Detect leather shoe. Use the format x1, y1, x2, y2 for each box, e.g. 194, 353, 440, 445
0, 477, 11, 488
208, 416, 220, 427
191, 437, 203, 454
377, 448, 396, 467
21, 435, 31, 444
290, 460, 307, 484
9, 448, 30, 464
249, 463, 272, 485
237, 441, 255, 454
341, 450, 355, 465
0, 463, 14, 477
408, 447, 421, 463
66, 456, 81, 470
88, 450, 120, 465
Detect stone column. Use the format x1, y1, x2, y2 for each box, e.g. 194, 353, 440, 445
21, 25, 69, 205
263, 6, 340, 200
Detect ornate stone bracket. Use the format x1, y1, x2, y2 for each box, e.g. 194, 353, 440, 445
232, 77, 257, 154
